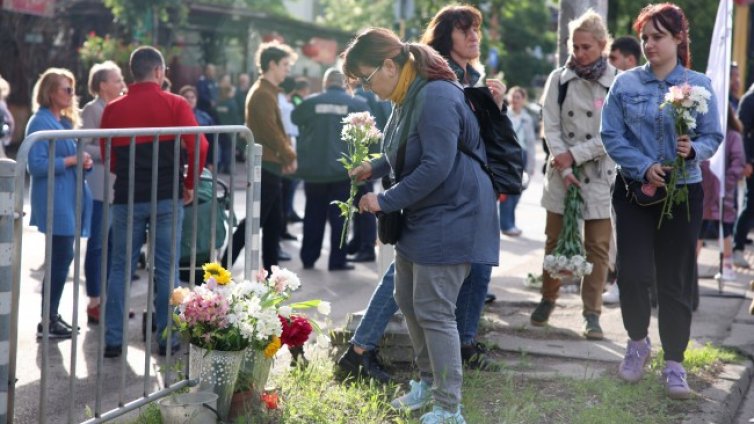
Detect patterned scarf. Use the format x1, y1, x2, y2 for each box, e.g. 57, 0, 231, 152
388, 58, 417, 105
565, 55, 607, 82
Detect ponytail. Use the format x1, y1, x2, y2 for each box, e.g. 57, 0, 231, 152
406, 43, 456, 82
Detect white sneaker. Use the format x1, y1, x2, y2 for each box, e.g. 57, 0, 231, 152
602, 283, 620, 304
716, 264, 736, 281
733, 251, 750, 269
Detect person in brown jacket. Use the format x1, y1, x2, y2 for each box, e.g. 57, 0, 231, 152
223, 42, 297, 271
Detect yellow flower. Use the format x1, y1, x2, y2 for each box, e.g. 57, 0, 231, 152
202, 262, 232, 285
170, 287, 190, 306
263, 336, 282, 358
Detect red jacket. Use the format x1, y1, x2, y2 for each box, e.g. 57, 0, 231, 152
100, 82, 208, 204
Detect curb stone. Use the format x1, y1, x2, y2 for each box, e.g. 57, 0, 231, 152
683, 360, 754, 424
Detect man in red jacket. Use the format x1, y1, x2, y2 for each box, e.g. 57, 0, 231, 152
99, 46, 208, 358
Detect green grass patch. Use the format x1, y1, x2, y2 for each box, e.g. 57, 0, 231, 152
650, 342, 743, 373
129, 342, 741, 423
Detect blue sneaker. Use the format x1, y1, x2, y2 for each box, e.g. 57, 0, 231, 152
420, 406, 466, 424
390, 379, 431, 411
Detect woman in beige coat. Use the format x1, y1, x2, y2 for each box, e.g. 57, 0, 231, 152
530, 10, 616, 340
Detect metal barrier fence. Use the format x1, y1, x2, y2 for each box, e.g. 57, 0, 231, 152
5, 125, 262, 423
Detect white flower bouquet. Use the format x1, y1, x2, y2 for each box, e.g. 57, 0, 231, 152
542, 167, 594, 280
657, 83, 712, 228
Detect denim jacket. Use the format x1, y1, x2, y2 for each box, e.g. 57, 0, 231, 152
601, 63, 723, 184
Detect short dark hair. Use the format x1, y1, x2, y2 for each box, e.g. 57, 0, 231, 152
610, 36, 641, 63
130, 46, 165, 81
256, 42, 296, 73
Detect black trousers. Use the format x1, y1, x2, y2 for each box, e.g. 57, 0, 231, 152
733, 175, 754, 250
613, 180, 702, 362
223, 166, 282, 271
348, 183, 377, 254
300, 180, 350, 268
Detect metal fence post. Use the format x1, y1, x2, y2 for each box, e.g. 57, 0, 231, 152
0, 158, 16, 424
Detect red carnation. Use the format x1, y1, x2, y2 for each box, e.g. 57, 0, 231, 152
279, 314, 312, 348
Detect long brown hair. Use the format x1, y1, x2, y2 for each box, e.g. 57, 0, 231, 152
420, 5, 482, 66
32, 68, 80, 127
633, 3, 691, 68
341, 27, 456, 83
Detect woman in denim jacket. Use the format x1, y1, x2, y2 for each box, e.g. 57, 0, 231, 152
601, 3, 722, 399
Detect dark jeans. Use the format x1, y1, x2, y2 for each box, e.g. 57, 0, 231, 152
224, 166, 282, 271
613, 181, 702, 362
733, 176, 754, 250
84, 200, 111, 298
351, 262, 492, 350
300, 180, 350, 268
348, 184, 377, 255
281, 177, 300, 219
42, 235, 75, 318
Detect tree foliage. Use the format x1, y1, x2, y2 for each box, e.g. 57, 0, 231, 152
103, 0, 288, 43
316, 0, 395, 32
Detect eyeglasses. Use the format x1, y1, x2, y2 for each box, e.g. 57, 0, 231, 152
60, 87, 73, 95
360, 65, 382, 88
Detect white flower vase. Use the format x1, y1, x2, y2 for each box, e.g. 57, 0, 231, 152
188, 344, 246, 421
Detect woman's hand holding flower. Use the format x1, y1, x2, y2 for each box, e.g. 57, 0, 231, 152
563, 173, 581, 190
358, 192, 381, 214
349, 161, 373, 182
676, 135, 693, 158
551, 151, 574, 171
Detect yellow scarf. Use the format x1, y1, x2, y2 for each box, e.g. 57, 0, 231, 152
388, 59, 417, 105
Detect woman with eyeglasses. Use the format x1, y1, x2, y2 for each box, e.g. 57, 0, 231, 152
344, 28, 498, 424
26, 68, 93, 339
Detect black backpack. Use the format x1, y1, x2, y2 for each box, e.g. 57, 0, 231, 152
458, 86, 524, 195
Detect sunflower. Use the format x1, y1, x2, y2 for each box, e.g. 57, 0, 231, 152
202, 262, 232, 285
263, 336, 282, 358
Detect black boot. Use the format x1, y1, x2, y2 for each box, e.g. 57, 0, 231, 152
461, 342, 501, 371
336, 345, 391, 383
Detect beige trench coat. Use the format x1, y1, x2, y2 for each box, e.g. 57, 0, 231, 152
540, 65, 617, 220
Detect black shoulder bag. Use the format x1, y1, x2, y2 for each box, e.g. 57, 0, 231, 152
376, 140, 407, 245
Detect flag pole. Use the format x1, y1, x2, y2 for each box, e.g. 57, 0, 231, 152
717, 0, 733, 293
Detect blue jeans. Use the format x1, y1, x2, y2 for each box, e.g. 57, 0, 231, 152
84, 200, 111, 298
498, 194, 521, 232
351, 262, 492, 350
105, 199, 182, 348
455, 263, 493, 345
43, 235, 75, 318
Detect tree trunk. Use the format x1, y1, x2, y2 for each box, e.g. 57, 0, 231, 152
557, 0, 608, 66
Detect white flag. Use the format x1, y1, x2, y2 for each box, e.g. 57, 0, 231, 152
706, 0, 733, 197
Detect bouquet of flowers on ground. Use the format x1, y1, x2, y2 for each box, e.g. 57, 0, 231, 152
543, 167, 594, 279
332, 111, 382, 248
657, 82, 712, 228
170, 263, 281, 352
170, 263, 329, 354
